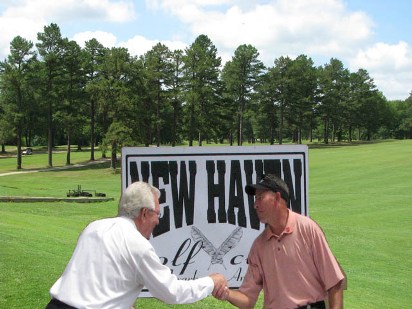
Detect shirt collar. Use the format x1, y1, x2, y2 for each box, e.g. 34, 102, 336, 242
120, 216, 138, 230
264, 209, 296, 240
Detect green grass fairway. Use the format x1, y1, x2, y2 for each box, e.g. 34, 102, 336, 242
0, 148, 95, 173
308, 140, 412, 309
0, 140, 411, 308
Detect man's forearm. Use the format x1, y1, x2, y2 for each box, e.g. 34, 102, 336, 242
328, 280, 344, 309
225, 289, 255, 309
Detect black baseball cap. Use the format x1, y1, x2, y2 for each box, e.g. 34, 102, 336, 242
245, 174, 290, 202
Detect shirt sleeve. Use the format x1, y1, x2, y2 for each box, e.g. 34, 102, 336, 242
238, 242, 262, 305
311, 223, 345, 290
136, 246, 214, 304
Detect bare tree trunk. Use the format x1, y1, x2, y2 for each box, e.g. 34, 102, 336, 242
90, 99, 95, 161
279, 103, 284, 145
111, 140, 117, 169
17, 129, 22, 170
198, 132, 202, 146
323, 117, 329, 144
238, 105, 243, 146
66, 129, 71, 165
48, 99, 53, 167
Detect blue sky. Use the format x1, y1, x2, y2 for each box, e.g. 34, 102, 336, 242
1, 0, 411, 100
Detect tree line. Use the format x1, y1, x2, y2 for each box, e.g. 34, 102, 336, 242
1, 23, 411, 169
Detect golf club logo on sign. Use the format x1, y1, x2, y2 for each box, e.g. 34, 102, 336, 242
121, 145, 308, 296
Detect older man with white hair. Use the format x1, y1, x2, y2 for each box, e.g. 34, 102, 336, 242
46, 181, 227, 309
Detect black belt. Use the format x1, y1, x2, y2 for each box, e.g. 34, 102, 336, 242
297, 300, 326, 309
45, 298, 77, 309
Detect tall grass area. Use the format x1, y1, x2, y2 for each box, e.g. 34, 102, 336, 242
0, 140, 411, 308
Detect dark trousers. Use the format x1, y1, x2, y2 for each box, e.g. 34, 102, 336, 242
297, 300, 326, 309
45, 298, 77, 309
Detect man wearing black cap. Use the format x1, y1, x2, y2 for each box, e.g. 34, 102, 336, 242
215, 174, 345, 309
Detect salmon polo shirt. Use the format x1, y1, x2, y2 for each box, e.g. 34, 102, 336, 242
239, 210, 344, 309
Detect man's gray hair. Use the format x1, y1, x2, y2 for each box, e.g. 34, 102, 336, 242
118, 181, 161, 219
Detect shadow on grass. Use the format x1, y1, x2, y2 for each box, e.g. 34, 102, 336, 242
41, 159, 121, 173
307, 139, 396, 149
0, 159, 117, 174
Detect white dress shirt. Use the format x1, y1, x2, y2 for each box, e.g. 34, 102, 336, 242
50, 217, 214, 309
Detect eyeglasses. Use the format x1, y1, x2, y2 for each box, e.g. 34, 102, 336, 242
147, 208, 161, 218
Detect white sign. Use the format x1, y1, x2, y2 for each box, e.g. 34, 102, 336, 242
121, 145, 309, 296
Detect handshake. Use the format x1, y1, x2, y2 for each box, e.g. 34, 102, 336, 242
210, 273, 231, 301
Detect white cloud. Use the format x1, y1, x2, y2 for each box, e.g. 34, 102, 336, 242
147, 0, 375, 66
350, 41, 412, 71
72, 31, 118, 48
350, 41, 412, 100
2, 0, 136, 23
375, 73, 412, 101
0, 0, 136, 59
146, 0, 231, 11
0, 16, 44, 60
119, 35, 188, 57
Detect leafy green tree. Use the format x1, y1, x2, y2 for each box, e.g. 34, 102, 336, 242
142, 43, 174, 146
257, 55, 317, 145
346, 69, 394, 141
36, 23, 65, 167
318, 58, 350, 144
284, 55, 317, 144
127, 56, 152, 146
170, 49, 184, 146
98, 47, 132, 167
102, 121, 133, 169
2, 22, 407, 152
58, 39, 86, 165
254, 76, 274, 144
0, 35, 36, 169
394, 94, 412, 138
266, 56, 293, 144
183, 35, 222, 146
347, 69, 377, 141
359, 91, 390, 140
222, 44, 264, 145
346, 71, 364, 141
83, 38, 106, 160
0, 108, 15, 153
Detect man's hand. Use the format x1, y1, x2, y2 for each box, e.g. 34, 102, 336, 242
209, 273, 228, 298
213, 286, 229, 300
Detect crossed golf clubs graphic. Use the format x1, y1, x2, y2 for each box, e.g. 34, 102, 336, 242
191, 226, 243, 270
